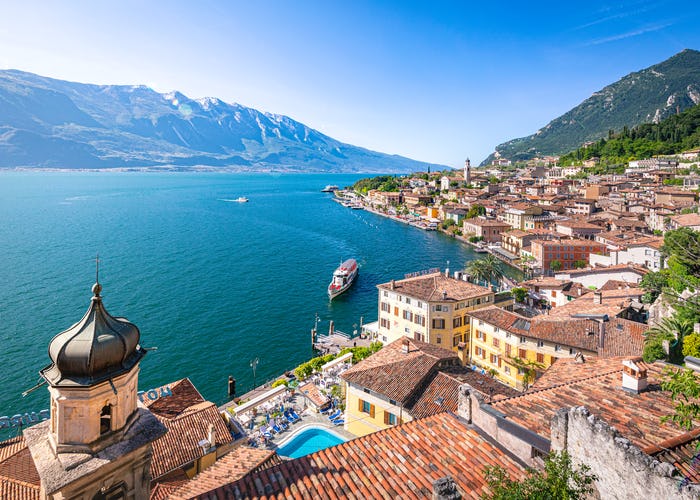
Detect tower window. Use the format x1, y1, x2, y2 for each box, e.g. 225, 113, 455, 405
100, 405, 112, 435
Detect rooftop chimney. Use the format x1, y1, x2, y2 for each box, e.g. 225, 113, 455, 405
402, 338, 410, 354
593, 291, 602, 304
622, 358, 648, 393
390, 280, 395, 290
207, 423, 215, 450
445, 266, 450, 277
442, 290, 448, 300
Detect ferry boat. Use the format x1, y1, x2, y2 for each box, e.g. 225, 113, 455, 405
321, 185, 339, 192
328, 259, 358, 299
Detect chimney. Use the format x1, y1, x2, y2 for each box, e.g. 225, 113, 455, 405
622, 359, 648, 393
445, 266, 450, 277
390, 280, 395, 290
402, 338, 410, 353
207, 423, 216, 449
577, 286, 582, 296
597, 319, 607, 349
593, 291, 602, 304
442, 290, 448, 300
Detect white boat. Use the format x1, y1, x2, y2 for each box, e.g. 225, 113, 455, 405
321, 185, 339, 192
328, 259, 358, 299
235, 197, 249, 203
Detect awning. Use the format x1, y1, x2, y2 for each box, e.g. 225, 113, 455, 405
321, 352, 353, 373
231, 385, 287, 416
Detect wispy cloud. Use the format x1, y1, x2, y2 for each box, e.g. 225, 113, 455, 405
584, 21, 673, 46
571, 1, 666, 31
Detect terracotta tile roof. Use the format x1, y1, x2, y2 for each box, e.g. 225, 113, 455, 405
189, 413, 525, 499
522, 276, 571, 289
408, 369, 519, 420
545, 287, 643, 319
144, 378, 206, 419
341, 338, 459, 404
529, 318, 600, 352
468, 307, 532, 337
151, 401, 234, 479
0, 436, 40, 500
562, 264, 648, 277
297, 382, 330, 408
377, 272, 492, 302
169, 447, 280, 499
643, 428, 700, 483
151, 470, 190, 500
490, 357, 694, 450
671, 213, 700, 227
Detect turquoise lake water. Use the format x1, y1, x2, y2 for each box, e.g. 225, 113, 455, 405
0, 171, 501, 432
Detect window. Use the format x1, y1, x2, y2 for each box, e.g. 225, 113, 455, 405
505, 332, 511, 339
518, 348, 527, 359
569, 347, 575, 355
359, 399, 375, 418
479, 320, 484, 326
432, 318, 445, 329
414, 332, 425, 342
519, 336, 526, 344
536, 352, 545, 363
492, 338, 500, 348
555, 344, 561, 352
414, 314, 426, 326
100, 405, 112, 435
404, 327, 411, 333
453, 335, 461, 347
93, 481, 127, 500
381, 302, 390, 312
402, 310, 412, 321
537, 340, 544, 348
406, 298, 411, 305
436, 335, 442, 344
384, 411, 397, 425
417, 301, 423, 308
494, 327, 500, 333
476, 330, 485, 341
504, 366, 511, 375
453, 317, 462, 328
475, 346, 485, 358
383, 291, 388, 297
380, 318, 390, 329
505, 344, 512, 356
394, 306, 399, 316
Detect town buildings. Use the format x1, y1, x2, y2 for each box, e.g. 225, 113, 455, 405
375, 270, 500, 362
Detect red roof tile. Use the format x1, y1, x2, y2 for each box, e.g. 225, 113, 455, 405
377, 272, 492, 302
189, 413, 525, 499
0, 436, 40, 500
491, 357, 695, 450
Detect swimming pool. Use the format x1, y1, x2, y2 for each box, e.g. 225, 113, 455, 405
276, 427, 347, 458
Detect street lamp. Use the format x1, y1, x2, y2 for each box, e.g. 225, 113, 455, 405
250, 357, 259, 390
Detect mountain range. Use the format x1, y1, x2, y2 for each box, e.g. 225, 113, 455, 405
482, 49, 700, 166
0, 70, 440, 173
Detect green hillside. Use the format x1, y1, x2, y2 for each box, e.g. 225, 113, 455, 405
560, 104, 700, 166
482, 49, 700, 165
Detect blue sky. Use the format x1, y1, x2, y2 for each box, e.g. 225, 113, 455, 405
0, 0, 699, 166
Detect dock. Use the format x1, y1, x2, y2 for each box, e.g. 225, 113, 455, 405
313, 331, 372, 355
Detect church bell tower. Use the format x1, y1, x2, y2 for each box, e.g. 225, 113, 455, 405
464, 158, 471, 185
24, 277, 166, 499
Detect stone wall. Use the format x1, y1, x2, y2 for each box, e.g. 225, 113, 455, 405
551, 407, 700, 500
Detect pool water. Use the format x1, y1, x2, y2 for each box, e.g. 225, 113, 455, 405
276, 427, 347, 458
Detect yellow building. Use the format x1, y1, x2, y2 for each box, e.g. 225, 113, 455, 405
468, 307, 597, 390
376, 271, 496, 363
467, 306, 646, 390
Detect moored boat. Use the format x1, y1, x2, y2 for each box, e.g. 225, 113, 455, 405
328, 259, 358, 299
235, 197, 249, 203
321, 185, 339, 192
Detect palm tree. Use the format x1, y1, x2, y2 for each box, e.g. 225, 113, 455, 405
464, 254, 504, 289
644, 316, 694, 363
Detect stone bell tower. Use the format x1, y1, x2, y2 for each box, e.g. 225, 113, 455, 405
464, 158, 471, 185
25, 278, 166, 499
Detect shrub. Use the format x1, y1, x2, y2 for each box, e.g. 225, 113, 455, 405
682, 333, 700, 358
643, 341, 667, 363
271, 379, 288, 388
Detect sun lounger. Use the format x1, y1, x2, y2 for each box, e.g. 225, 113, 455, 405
332, 419, 344, 426
271, 423, 282, 433
289, 409, 301, 421
328, 410, 342, 420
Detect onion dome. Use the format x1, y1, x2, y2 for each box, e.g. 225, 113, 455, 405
40, 282, 146, 387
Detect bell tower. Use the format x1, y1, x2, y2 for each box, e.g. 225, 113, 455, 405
464, 158, 471, 185
24, 277, 166, 499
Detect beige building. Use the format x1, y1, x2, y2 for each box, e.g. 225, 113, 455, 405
376, 271, 496, 363
462, 217, 512, 243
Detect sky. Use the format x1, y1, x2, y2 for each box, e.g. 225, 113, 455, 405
0, 0, 699, 167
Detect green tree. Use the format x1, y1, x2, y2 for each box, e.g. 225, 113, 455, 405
511, 287, 528, 303
573, 260, 587, 269
682, 333, 700, 358
660, 366, 700, 431
550, 260, 562, 272
643, 317, 694, 364
466, 204, 486, 218
639, 270, 670, 304
509, 357, 544, 390
465, 255, 504, 289
482, 451, 597, 500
